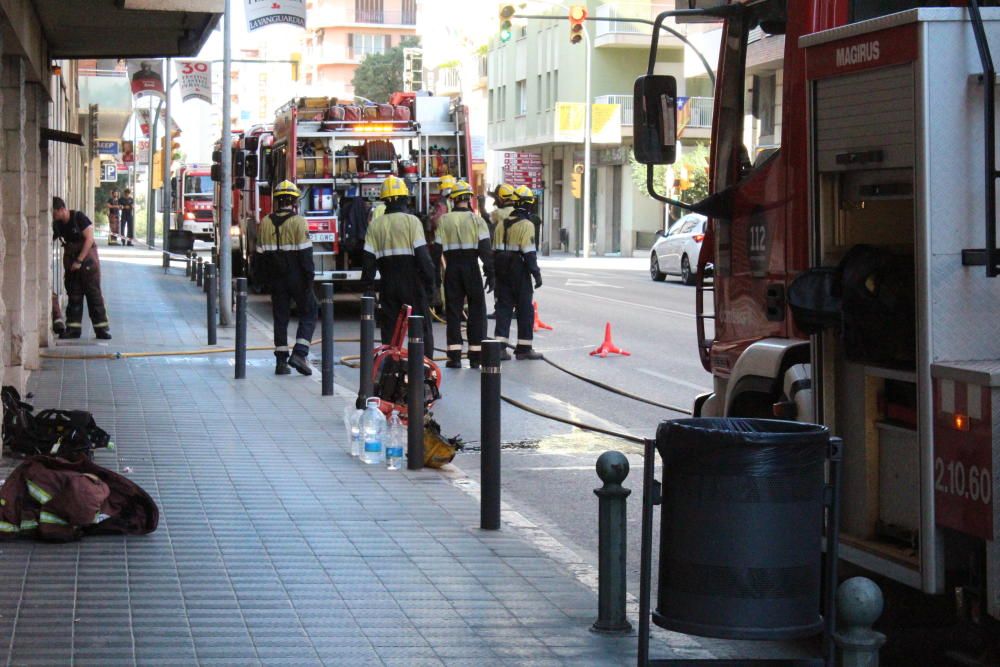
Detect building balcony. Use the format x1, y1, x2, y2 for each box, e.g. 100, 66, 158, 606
433, 67, 462, 96
679, 96, 713, 140
308, 6, 416, 29
593, 3, 686, 50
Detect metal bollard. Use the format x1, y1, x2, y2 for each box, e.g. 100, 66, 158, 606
833, 577, 886, 667
592, 451, 633, 634
196, 257, 204, 287
357, 296, 375, 409
206, 264, 217, 345
190, 253, 197, 282
203, 261, 212, 293
480, 340, 502, 530
407, 315, 424, 470
185, 251, 192, 277
235, 277, 247, 379
162, 250, 170, 273
321, 283, 334, 396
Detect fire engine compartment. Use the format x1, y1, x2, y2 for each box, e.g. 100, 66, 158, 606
803, 8, 1000, 612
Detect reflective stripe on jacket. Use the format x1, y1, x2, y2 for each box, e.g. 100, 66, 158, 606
494, 216, 536, 254
363, 212, 426, 258
256, 212, 312, 252
437, 211, 490, 252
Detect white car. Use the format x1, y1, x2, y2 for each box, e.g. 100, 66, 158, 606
650, 213, 708, 285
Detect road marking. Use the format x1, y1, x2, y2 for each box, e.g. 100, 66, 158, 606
564, 278, 623, 289
545, 286, 696, 318
638, 368, 711, 392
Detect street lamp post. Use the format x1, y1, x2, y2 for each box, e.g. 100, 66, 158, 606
219, 0, 233, 326
163, 58, 172, 250
582, 25, 592, 259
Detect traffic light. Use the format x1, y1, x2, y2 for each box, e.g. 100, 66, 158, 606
290, 52, 301, 82
499, 4, 514, 43
568, 5, 587, 45
211, 149, 222, 183
570, 172, 582, 199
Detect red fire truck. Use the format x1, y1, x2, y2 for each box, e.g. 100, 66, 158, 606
221, 94, 473, 290
172, 163, 214, 240
637, 0, 1000, 630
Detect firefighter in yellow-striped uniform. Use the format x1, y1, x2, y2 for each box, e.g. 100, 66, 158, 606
362, 176, 436, 351
436, 180, 494, 369
256, 180, 317, 376
493, 185, 543, 360
486, 183, 515, 319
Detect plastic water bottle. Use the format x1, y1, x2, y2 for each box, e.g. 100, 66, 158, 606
386, 410, 405, 471
343, 405, 363, 457
360, 398, 386, 465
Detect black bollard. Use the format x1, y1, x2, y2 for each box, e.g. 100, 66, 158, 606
407, 315, 424, 470
185, 251, 192, 277
162, 250, 170, 273
592, 451, 633, 634
235, 277, 247, 379
189, 253, 197, 282
480, 340, 502, 530
196, 257, 204, 287
203, 261, 211, 293
321, 283, 334, 396
206, 264, 217, 345
358, 296, 375, 409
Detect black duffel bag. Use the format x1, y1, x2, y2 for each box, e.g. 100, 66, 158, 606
1, 386, 112, 459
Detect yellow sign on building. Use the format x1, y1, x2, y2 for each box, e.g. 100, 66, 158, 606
554, 103, 622, 144
152, 151, 163, 189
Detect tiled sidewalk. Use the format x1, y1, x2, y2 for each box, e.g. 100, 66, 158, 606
0, 248, 707, 666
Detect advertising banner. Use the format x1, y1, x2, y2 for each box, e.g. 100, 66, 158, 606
121, 141, 135, 164
177, 60, 212, 103
96, 140, 118, 155
137, 139, 150, 164
245, 0, 306, 31
127, 60, 165, 100
553, 102, 622, 144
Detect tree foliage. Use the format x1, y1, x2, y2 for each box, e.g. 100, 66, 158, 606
351, 37, 421, 103
629, 142, 710, 222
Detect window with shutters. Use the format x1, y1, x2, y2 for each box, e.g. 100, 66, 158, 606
401, 0, 416, 25
355, 0, 383, 24
350, 33, 388, 60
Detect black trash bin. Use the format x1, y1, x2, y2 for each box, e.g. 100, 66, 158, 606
653, 418, 830, 640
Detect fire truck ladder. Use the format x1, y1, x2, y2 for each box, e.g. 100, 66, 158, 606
964, 0, 1000, 277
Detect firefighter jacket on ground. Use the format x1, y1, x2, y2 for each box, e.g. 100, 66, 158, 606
493, 210, 542, 353
53, 210, 109, 334
0, 455, 158, 542
256, 209, 317, 358
362, 204, 437, 352
436, 208, 494, 364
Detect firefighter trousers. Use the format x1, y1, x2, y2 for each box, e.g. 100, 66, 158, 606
63, 248, 109, 333
271, 278, 317, 358
493, 261, 533, 352
444, 253, 486, 363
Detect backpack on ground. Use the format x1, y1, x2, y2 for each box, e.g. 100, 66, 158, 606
1, 386, 112, 460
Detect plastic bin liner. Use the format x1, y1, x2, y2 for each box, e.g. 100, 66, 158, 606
653, 418, 829, 640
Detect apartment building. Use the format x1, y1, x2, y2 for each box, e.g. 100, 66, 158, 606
488, 1, 703, 256
302, 0, 418, 99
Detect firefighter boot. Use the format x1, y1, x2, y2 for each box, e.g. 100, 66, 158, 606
95, 329, 112, 340
288, 352, 313, 376
275, 352, 292, 375
515, 347, 543, 361
445, 351, 463, 369
468, 350, 482, 369
59, 329, 81, 340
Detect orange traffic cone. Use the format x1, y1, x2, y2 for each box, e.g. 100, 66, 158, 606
590, 322, 630, 358
533, 302, 553, 332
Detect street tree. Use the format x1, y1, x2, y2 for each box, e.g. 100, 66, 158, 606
352, 37, 421, 103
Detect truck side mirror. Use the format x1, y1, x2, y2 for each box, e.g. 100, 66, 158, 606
245, 155, 259, 179
633, 75, 677, 165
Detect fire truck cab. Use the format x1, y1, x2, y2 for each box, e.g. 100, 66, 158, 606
637, 0, 1000, 624
173, 164, 214, 240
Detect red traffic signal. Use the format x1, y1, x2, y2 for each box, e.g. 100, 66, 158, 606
568, 5, 587, 45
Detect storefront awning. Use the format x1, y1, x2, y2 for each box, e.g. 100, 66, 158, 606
36, 0, 223, 59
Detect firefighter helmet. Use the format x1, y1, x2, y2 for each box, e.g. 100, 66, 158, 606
448, 180, 473, 200
513, 185, 536, 205
380, 175, 409, 200
439, 174, 457, 194
273, 180, 301, 199
493, 183, 516, 203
